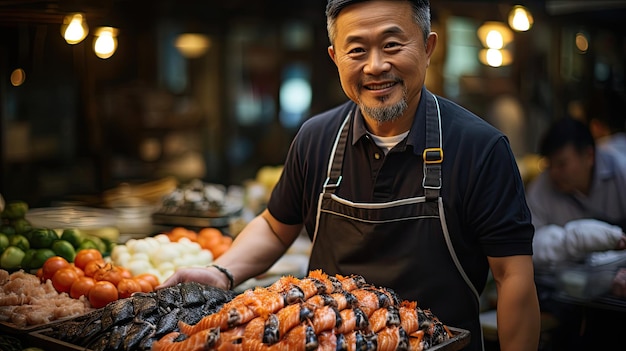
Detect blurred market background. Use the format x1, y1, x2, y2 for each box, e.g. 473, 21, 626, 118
1, 0, 625, 217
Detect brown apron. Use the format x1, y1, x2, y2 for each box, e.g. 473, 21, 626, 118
309, 92, 483, 350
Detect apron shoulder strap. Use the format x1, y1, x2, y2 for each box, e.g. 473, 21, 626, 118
323, 110, 352, 193
422, 92, 443, 201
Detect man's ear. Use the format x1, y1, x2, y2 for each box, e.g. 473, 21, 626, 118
328, 45, 337, 64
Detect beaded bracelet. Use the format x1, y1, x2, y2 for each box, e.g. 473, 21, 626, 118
210, 264, 234, 290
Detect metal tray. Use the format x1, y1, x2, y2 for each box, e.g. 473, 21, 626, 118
29, 326, 469, 351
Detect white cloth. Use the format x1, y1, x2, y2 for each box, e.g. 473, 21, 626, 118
532, 219, 624, 266
526, 148, 626, 268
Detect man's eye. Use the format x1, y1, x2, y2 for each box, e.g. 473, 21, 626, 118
348, 47, 365, 54
385, 42, 401, 49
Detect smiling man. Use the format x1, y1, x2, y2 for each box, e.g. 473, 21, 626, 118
160, 1, 540, 350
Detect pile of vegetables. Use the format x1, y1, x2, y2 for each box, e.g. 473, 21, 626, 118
0, 200, 114, 272
40, 249, 160, 308
110, 233, 215, 284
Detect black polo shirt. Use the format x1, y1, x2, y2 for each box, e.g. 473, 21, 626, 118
268, 87, 534, 289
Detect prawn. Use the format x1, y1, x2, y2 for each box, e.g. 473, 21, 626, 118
336, 307, 369, 334
178, 302, 255, 336
376, 326, 410, 351
334, 274, 367, 292
341, 330, 377, 351
311, 305, 342, 334
369, 305, 401, 333
263, 303, 315, 344
350, 288, 394, 317
151, 328, 220, 351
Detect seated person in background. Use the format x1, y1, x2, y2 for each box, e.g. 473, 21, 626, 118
526, 117, 626, 268
525, 116, 626, 350
587, 88, 626, 164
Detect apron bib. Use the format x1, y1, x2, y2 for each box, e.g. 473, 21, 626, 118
309, 92, 484, 350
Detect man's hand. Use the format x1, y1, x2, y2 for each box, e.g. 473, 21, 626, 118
156, 266, 230, 290
617, 234, 626, 250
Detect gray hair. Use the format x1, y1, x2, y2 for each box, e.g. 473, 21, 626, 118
326, 0, 431, 45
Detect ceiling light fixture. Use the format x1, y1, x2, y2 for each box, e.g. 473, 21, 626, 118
61, 13, 89, 44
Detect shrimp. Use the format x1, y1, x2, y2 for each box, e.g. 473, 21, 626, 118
151, 328, 220, 351
408, 330, 425, 351
341, 330, 377, 351
334, 274, 367, 292
350, 288, 393, 316
398, 301, 419, 334
316, 330, 338, 351
243, 287, 286, 316
307, 269, 343, 293
368, 305, 401, 333
243, 316, 318, 351
304, 293, 337, 309
376, 326, 410, 351
179, 302, 255, 336
263, 303, 315, 344
311, 305, 342, 334
336, 307, 369, 334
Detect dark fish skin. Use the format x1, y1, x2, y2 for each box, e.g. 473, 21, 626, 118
41, 282, 235, 351
123, 320, 156, 351
100, 298, 134, 331
132, 293, 159, 320
180, 281, 206, 307
155, 308, 181, 336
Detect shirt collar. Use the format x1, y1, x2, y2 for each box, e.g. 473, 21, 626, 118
351, 86, 429, 156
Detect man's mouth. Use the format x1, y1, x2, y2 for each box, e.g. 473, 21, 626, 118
364, 82, 396, 90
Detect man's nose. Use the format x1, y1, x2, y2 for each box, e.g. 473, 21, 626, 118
363, 50, 391, 75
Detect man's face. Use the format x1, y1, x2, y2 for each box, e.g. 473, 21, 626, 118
546, 144, 594, 194
328, 0, 436, 124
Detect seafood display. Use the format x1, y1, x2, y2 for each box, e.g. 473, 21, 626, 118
40, 281, 237, 351
0, 269, 92, 329
151, 270, 459, 351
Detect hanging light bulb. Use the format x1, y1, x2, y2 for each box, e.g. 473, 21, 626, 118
93, 27, 118, 59
175, 33, 211, 58
508, 5, 534, 32
61, 13, 89, 44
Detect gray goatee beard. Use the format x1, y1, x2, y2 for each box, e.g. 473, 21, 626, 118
358, 88, 408, 124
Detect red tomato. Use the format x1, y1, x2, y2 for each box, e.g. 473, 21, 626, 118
83, 259, 106, 278
42, 256, 70, 282
134, 273, 160, 288
74, 249, 103, 271
133, 277, 153, 293
52, 267, 80, 294
70, 276, 96, 299
89, 281, 118, 308
93, 263, 125, 286
117, 278, 142, 299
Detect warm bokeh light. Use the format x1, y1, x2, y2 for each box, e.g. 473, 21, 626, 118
61, 13, 89, 44
477, 21, 513, 49
174, 33, 211, 58
93, 27, 118, 59
575, 32, 589, 53
508, 5, 533, 32
486, 30, 504, 49
479, 48, 513, 67
10, 68, 26, 86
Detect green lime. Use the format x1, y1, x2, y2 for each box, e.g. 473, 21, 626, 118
0, 233, 8, 253
29, 228, 58, 249
0, 224, 15, 236
52, 240, 76, 262
78, 239, 100, 251
10, 218, 32, 234
9, 234, 30, 251
2, 200, 28, 219
0, 246, 25, 270
31, 248, 56, 269
21, 248, 37, 271
61, 228, 83, 249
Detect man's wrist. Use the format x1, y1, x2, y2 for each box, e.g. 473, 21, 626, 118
209, 264, 234, 290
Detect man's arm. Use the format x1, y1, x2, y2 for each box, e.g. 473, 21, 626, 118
158, 209, 302, 289
488, 255, 541, 351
